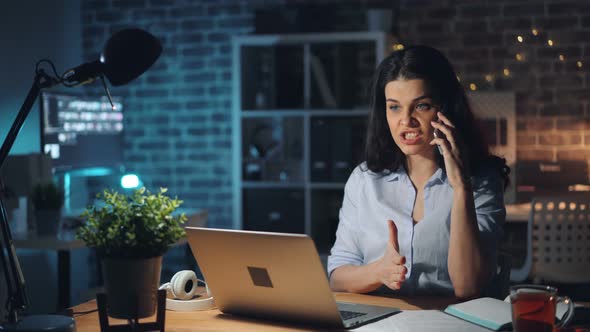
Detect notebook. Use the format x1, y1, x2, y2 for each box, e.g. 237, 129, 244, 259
444, 297, 513, 331
185, 227, 400, 329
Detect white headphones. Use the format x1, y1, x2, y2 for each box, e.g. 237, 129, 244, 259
159, 270, 215, 311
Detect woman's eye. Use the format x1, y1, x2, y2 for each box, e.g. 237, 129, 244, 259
388, 105, 400, 111
416, 103, 432, 111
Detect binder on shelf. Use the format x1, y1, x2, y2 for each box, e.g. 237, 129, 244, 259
310, 118, 332, 182
243, 188, 305, 234
330, 118, 353, 182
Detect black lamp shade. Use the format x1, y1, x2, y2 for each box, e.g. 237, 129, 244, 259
101, 28, 162, 86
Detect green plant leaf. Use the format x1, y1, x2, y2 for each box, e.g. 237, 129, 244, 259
76, 187, 186, 258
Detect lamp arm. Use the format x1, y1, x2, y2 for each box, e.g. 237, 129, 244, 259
0, 187, 26, 323
0, 69, 58, 166
0, 69, 59, 322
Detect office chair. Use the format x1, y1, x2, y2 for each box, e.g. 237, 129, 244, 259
510, 194, 590, 283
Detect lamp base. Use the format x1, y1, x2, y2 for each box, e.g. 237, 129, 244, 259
1, 314, 76, 332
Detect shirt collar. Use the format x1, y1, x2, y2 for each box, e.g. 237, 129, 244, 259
385, 166, 447, 185
428, 167, 447, 186
386, 172, 400, 182
384, 166, 403, 182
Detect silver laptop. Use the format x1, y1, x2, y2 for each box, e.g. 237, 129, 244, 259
185, 227, 399, 329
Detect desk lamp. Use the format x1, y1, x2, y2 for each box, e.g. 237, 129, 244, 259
0, 28, 162, 332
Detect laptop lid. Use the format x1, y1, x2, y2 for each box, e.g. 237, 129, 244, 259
186, 227, 346, 327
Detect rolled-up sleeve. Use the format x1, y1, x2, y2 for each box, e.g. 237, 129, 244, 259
472, 168, 506, 273
327, 167, 364, 277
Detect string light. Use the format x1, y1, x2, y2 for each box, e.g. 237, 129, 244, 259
457, 26, 585, 90
392, 43, 404, 51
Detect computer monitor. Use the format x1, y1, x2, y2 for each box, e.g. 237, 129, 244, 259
40, 92, 124, 172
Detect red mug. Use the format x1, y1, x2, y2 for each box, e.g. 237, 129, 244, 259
510, 284, 575, 332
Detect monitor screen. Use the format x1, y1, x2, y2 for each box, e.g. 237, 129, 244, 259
40, 92, 124, 171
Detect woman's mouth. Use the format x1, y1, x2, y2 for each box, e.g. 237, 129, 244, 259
400, 131, 422, 144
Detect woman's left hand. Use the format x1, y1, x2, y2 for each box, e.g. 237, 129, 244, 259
430, 112, 471, 190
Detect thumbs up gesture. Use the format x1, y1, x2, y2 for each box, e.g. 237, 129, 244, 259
375, 220, 407, 290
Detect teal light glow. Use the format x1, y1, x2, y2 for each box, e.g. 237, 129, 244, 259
120, 174, 140, 189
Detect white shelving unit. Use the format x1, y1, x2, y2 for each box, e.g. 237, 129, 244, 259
232, 32, 387, 253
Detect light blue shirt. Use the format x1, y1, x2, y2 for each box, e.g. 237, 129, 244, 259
327, 163, 505, 295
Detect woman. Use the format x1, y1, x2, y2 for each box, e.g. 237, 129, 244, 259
327, 45, 509, 299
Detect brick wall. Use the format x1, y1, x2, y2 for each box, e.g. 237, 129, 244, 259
81, 0, 261, 228
80, 0, 590, 229
397, 0, 590, 166
80, 0, 378, 228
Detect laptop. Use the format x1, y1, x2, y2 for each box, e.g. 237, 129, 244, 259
185, 227, 400, 329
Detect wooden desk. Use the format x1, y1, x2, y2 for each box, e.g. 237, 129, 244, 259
71, 293, 459, 331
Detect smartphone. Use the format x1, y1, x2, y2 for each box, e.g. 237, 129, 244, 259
433, 129, 444, 155
433, 107, 446, 155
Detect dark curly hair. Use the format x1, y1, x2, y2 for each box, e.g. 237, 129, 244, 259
363, 45, 509, 187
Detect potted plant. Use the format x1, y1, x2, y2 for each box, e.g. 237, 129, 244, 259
77, 187, 187, 319
30, 182, 64, 236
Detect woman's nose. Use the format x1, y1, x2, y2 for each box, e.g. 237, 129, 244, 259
400, 111, 419, 127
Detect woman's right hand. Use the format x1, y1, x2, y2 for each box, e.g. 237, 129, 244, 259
374, 220, 407, 290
